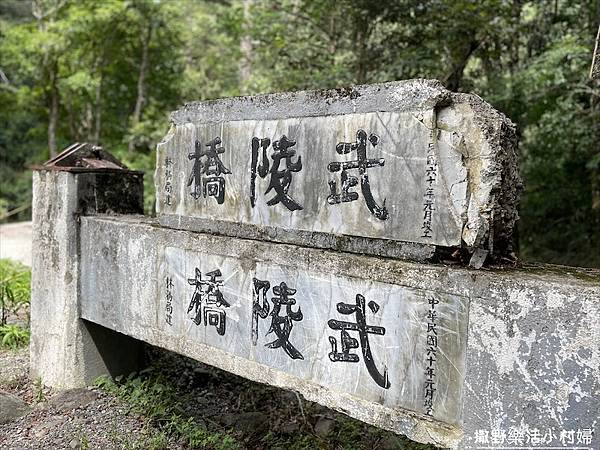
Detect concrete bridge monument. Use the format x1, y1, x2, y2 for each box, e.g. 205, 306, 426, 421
30, 81, 599, 449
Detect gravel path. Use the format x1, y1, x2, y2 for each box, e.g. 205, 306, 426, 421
0, 348, 178, 450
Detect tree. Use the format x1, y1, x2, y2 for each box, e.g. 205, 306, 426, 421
0, 0, 598, 266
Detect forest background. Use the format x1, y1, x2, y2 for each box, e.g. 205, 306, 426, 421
1, 0, 599, 267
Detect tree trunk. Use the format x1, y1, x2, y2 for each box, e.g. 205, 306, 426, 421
33, 0, 60, 157
444, 40, 479, 92
510, 0, 522, 73
93, 66, 103, 145
93, 81, 102, 145
239, 0, 253, 93
48, 63, 59, 158
129, 22, 153, 152
355, 27, 366, 84
590, 26, 600, 222
65, 101, 79, 141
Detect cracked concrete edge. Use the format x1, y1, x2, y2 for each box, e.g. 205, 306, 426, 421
157, 214, 437, 262
125, 328, 462, 448
170, 79, 451, 124
446, 92, 521, 258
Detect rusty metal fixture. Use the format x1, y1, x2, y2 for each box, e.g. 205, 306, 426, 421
31, 142, 143, 174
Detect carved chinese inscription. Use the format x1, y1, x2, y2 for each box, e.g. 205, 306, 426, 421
328, 293, 390, 389
160, 246, 468, 426
250, 135, 303, 211
252, 278, 304, 359
328, 129, 388, 220
188, 137, 231, 204
187, 268, 230, 335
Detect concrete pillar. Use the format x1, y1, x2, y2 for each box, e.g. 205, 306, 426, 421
30, 147, 145, 388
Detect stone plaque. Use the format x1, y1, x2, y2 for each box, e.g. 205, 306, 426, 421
156, 80, 520, 260
158, 245, 468, 426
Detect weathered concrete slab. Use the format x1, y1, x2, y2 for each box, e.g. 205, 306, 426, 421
157, 246, 468, 426
78, 215, 600, 449
156, 80, 520, 262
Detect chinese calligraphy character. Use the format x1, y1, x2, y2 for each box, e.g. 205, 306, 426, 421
421, 131, 438, 238
528, 428, 543, 445
165, 276, 174, 326
490, 428, 507, 445
559, 429, 575, 445
251, 278, 270, 346
507, 427, 526, 445
250, 135, 303, 211
164, 157, 174, 206
423, 295, 439, 415
474, 429, 489, 445
251, 278, 304, 359
328, 129, 388, 220
576, 428, 593, 445
540, 428, 556, 445
188, 137, 231, 204
187, 268, 230, 335
327, 293, 390, 389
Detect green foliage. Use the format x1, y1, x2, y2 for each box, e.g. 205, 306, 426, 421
0, 258, 31, 325
106, 419, 169, 450
0, 1, 598, 265
0, 259, 31, 349
34, 376, 46, 403
95, 372, 240, 450
0, 323, 30, 349
0, 198, 8, 217
71, 425, 92, 450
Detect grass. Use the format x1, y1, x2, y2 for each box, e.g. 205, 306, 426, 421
95, 351, 440, 450
106, 419, 170, 450
0, 322, 29, 349
34, 376, 46, 403
95, 371, 240, 450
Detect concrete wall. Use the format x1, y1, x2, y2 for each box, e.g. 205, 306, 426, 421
77, 215, 599, 449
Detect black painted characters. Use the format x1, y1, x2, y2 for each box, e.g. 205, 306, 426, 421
250, 135, 303, 211
178, 266, 393, 388
188, 137, 231, 204
423, 295, 439, 415
187, 268, 230, 335
328, 294, 391, 389
328, 129, 388, 220
251, 278, 304, 359
165, 276, 174, 325
185, 130, 393, 226
421, 129, 438, 238
164, 157, 174, 206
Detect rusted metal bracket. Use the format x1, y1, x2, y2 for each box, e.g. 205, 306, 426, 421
30, 142, 143, 175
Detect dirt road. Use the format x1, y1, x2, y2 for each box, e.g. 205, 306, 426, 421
0, 221, 32, 266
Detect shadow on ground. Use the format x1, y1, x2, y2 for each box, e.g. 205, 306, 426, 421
0, 345, 439, 449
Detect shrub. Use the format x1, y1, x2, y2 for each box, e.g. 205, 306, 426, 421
0, 258, 31, 349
